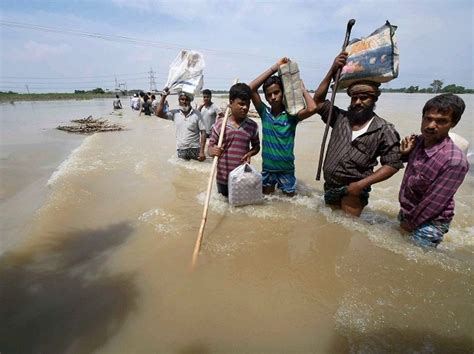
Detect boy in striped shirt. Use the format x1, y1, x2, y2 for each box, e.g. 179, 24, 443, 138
250, 58, 316, 196
208, 83, 260, 197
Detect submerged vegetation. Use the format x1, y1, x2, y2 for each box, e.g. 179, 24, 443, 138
57, 115, 123, 134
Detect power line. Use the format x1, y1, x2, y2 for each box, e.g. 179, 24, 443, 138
0, 20, 325, 68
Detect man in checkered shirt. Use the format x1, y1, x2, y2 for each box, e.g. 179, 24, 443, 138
398, 93, 469, 247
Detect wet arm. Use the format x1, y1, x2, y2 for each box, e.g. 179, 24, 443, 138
313, 52, 347, 111
156, 93, 169, 119
347, 165, 399, 196
249, 58, 288, 112
296, 81, 317, 121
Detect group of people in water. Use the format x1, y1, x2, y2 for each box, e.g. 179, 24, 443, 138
136, 51, 468, 249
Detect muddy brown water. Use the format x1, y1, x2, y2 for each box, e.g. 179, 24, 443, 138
1, 94, 473, 353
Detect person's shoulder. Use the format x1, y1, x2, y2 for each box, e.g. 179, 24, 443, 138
193, 110, 203, 119
445, 138, 469, 169
375, 115, 400, 133
245, 117, 259, 128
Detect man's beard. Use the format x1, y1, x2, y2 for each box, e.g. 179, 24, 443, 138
180, 105, 191, 113
347, 103, 375, 125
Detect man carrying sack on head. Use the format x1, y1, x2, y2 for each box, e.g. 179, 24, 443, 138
313, 51, 403, 217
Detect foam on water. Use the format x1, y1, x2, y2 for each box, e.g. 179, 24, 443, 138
138, 208, 178, 235
167, 155, 213, 173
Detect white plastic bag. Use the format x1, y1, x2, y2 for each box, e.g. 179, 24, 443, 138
165, 50, 205, 95
228, 163, 263, 206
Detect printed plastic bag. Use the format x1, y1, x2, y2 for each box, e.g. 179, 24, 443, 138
165, 50, 205, 95
278, 61, 305, 116
228, 163, 263, 206
339, 21, 399, 88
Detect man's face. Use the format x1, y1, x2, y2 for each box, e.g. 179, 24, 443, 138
203, 94, 211, 105
421, 108, 455, 147
229, 98, 250, 120
264, 83, 283, 109
179, 95, 191, 111
347, 93, 376, 124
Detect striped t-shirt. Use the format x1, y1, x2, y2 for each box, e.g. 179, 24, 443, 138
257, 104, 298, 172
209, 117, 260, 185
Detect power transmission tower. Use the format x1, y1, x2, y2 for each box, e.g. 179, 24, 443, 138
115, 77, 127, 94
148, 68, 157, 92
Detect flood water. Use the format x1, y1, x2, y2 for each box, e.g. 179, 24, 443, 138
0, 94, 473, 353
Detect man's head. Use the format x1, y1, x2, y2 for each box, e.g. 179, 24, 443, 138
421, 93, 465, 147
202, 89, 212, 105
346, 81, 380, 124
229, 83, 251, 120
263, 76, 284, 110
178, 92, 193, 113
116, 94, 119, 99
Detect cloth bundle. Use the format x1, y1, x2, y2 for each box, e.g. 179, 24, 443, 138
339, 21, 399, 88
228, 163, 263, 206
165, 50, 205, 95
278, 61, 305, 116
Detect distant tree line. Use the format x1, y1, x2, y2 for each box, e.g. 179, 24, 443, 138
382, 80, 473, 94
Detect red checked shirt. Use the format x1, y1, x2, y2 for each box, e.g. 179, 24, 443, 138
209, 117, 260, 185
399, 135, 469, 229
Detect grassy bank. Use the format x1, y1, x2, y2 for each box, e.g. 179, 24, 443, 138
0, 92, 118, 102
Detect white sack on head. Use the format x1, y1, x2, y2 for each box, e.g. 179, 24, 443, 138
165, 50, 205, 95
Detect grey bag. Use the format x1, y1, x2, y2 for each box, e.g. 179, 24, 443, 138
228, 163, 263, 206
278, 61, 305, 116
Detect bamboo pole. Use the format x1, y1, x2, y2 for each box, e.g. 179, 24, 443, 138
191, 79, 238, 270
315, 19, 355, 180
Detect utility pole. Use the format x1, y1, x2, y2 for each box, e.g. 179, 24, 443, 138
148, 68, 157, 92
25, 84, 30, 94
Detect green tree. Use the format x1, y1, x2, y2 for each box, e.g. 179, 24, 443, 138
91, 87, 105, 94
430, 80, 444, 93
442, 84, 466, 94
405, 85, 419, 93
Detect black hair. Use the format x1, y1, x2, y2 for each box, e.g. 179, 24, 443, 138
115, 94, 119, 99
229, 83, 251, 102
422, 93, 465, 126
263, 75, 283, 94
202, 89, 212, 96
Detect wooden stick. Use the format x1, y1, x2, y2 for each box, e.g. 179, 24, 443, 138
191, 79, 238, 270
315, 19, 355, 181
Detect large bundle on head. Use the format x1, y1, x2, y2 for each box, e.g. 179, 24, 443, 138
278, 61, 305, 116
165, 50, 205, 95
339, 21, 399, 88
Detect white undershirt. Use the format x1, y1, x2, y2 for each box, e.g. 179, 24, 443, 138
352, 117, 375, 141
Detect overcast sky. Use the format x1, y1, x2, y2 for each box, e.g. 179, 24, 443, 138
0, 0, 472, 93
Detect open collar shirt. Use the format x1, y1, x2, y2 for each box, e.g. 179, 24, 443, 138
166, 108, 205, 150
319, 100, 403, 186
399, 135, 469, 229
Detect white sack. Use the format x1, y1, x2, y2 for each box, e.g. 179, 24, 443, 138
165, 50, 205, 95
228, 163, 263, 206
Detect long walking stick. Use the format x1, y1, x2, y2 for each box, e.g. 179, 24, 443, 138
315, 19, 356, 180
191, 79, 238, 270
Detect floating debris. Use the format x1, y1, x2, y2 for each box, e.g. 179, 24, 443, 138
57, 115, 123, 134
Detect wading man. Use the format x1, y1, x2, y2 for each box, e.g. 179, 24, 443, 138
398, 93, 469, 247
249, 57, 316, 196
156, 90, 206, 161
198, 89, 223, 138
208, 83, 260, 197
313, 51, 403, 216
